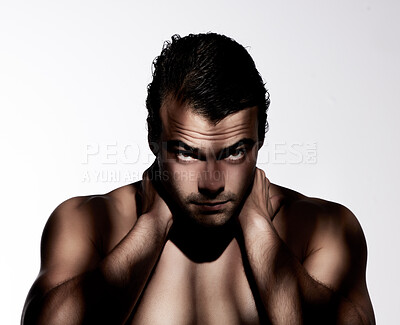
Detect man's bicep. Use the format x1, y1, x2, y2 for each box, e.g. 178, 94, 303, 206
302, 229, 354, 292
302, 206, 374, 322
33, 197, 102, 295
303, 206, 366, 288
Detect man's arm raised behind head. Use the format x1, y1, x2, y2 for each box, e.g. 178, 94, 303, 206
240, 198, 375, 325
22, 182, 173, 325
237, 169, 375, 324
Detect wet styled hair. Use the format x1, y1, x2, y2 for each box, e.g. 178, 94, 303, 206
146, 32, 270, 146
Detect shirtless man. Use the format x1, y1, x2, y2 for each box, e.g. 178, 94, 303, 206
22, 33, 375, 324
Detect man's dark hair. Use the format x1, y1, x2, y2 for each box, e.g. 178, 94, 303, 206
146, 32, 270, 146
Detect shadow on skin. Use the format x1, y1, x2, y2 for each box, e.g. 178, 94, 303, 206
167, 214, 272, 324
168, 216, 236, 263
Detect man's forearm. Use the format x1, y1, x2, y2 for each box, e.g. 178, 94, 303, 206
240, 216, 368, 325
23, 212, 172, 325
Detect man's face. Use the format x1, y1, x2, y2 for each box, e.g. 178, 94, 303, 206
157, 99, 261, 227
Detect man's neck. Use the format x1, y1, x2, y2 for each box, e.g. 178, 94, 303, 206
168, 216, 237, 263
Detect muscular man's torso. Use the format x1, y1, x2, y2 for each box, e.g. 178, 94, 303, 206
90, 181, 324, 324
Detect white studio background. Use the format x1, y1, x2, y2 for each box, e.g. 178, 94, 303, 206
1, 0, 399, 323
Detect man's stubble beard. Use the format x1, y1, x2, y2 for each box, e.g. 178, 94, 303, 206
162, 179, 247, 228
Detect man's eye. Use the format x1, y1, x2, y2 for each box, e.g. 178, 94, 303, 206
176, 152, 197, 162
225, 150, 245, 161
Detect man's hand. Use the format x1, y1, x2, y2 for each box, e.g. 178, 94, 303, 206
238, 168, 283, 229
138, 161, 173, 227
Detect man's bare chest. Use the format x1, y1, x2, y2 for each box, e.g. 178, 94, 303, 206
127, 239, 261, 325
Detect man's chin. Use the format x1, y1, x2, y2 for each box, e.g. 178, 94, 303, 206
183, 210, 235, 228
171, 198, 241, 228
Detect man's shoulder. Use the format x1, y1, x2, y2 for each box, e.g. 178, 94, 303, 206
271, 182, 358, 225
44, 182, 143, 256
271, 183, 363, 257
50, 182, 142, 232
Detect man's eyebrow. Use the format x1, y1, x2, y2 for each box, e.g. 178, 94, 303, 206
166, 138, 255, 152
223, 138, 256, 151
166, 140, 198, 152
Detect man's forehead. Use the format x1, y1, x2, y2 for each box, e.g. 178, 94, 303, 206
159, 100, 259, 148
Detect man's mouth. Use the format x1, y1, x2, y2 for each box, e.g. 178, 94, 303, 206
192, 200, 230, 211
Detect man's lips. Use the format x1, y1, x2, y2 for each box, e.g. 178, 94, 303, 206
192, 200, 230, 211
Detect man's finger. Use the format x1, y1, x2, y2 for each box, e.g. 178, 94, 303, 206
269, 194, 284, 221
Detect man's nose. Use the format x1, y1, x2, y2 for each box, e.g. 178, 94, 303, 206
198, 160, 225, 198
